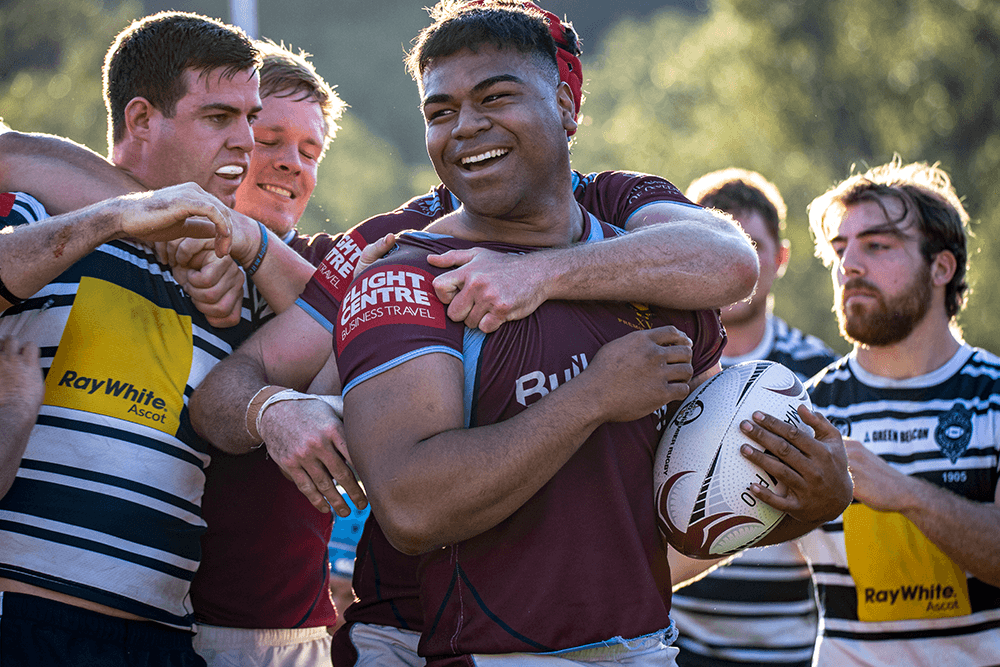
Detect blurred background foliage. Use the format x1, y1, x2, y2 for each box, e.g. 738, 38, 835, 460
1, 0, 997, 353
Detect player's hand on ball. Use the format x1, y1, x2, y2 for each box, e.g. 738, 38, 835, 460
738, 405, 853, 525
589, 325, 693, 423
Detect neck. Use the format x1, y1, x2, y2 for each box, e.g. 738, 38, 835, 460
432, 192, 585, 248
111, 141, 152, 190
854, 309, 961, 380
721, 312, 768, 357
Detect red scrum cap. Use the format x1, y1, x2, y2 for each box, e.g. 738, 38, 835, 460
467, 1, 584, 134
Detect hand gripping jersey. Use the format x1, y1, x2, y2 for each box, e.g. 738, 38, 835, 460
190, 229, 342, 630
0, 193, 255, 628
331, 219, 726, 661
672, 315, 839, 667
298, 170, 697, 331
804, 345, 1000, 667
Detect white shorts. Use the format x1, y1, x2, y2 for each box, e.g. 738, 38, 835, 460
347, 622, 423, 666
469, 627, 680, 667
193, 624, 332, 667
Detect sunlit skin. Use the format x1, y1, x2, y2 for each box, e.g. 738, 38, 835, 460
829, 199, 933, 347
134, 67, 261, 208
420, 45, 579, 245
234, 93, 324, 237
719, 209, 789, 355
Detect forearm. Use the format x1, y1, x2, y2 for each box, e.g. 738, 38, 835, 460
0, 131, 142, 213
0, 199, 124, 309
190, 349, 273, 454
539, 219, 758, 310
754, 514, 825, 547
190, 306, 334, 452
902, 478, 1000, 586
669, 547, 730, 589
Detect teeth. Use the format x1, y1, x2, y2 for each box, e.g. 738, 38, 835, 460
261, 184, 293, 198
216, 165, 244, 176
461, 149, 508, 165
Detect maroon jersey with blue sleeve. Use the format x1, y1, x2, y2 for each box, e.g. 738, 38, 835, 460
333, 219, 725, 661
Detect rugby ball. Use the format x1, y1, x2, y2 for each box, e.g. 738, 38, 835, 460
654, 360, 812, 559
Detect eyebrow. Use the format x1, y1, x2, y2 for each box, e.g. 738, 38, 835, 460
422, 74, 525, 110
829, 224, 910, 245
199, 102, 263, 116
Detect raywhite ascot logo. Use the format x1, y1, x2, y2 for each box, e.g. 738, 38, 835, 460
336, 264, 446, 353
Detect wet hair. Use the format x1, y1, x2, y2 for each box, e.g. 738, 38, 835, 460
809, 157, 970, 318
686, 168, 787, 245
405, 0, 561, 91
103, 11, 260, 147
255, 39, 346, 158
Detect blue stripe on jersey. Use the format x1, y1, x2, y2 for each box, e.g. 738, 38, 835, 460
296, 297, 334, 333
342, 346, 463, 396
462, 328, 487, 428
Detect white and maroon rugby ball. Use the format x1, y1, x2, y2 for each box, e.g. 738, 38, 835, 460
654, 360, 812, 559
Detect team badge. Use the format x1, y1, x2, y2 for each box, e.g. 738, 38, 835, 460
829, 416, 852, 438
934, 404, 973, 463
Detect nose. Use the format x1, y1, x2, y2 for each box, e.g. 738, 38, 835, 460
837, 240, 865, 280
273, 143, 302, 174
452, 104, 490, 139
228, 116, 255, 155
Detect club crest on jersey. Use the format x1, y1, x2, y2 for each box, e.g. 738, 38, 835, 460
830, 416, 852, 438
934, 404, 973, 463
336, 264, 445, 354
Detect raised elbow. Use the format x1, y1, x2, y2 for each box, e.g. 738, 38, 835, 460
731, 248, 760, 303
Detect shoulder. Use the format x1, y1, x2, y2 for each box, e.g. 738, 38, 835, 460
576, 170, 688, 202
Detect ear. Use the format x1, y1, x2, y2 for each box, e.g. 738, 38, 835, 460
775, 239, 791, 279
123, 97, 155, 142
931, 250, 957, 287
555, 81, 577, 134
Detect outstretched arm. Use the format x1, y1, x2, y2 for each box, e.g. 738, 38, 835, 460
846, 440, 1000, 587
428, 204, 758, 332
0, 128, 143, 213
0, 184, 235, 311
345, 325, 695, 555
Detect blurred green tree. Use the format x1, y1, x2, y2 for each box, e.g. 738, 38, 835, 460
0, 0, 140, 156
572, 0, 999, 352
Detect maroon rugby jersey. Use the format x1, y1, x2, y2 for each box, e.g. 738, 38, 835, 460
295, 171, 702, 661
331, 219, 725, 661
191, 230, 340, 629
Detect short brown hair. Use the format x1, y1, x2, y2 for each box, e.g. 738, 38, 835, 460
103, 11, 260, 147
809, 157, 971, 318
686, 168, 787, 245
255, 39, 345, 158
